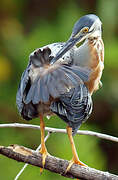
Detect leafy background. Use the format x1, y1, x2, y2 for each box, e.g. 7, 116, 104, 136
0, 0, 118, 179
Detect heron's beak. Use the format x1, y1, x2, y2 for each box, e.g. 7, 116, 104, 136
51, 34, 83, 64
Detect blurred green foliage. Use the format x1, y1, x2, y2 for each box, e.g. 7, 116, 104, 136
0, 0, 118, 179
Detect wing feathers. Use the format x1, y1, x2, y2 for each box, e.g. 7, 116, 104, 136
51, 84, 92, 135
16, 47, 91, 122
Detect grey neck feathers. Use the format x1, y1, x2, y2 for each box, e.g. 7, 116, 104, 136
72, 39, 91, 67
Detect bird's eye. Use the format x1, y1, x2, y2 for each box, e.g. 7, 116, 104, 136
82, 27, 89, 33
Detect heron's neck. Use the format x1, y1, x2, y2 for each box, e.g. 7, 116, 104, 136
72, 35, 102, 68
72, 40, 91, 67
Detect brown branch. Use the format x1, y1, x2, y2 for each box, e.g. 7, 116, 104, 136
0, 145, 118, 180
14, 132, 51, 180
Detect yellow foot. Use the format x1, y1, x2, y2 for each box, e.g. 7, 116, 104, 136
66, 158, 87, 173
39, 149, 49, 174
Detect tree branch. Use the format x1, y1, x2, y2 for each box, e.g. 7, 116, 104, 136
0, 145, 118, 180
0, 123, 118, 143
14, 132, 51, 180
1, 123, 118, 179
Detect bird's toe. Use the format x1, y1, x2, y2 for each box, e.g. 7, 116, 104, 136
66, 157, 87, 173
39, 148, 49, 174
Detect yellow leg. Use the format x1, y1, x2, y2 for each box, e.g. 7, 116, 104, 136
66, 126, 87, 173
39, 115, 49, 173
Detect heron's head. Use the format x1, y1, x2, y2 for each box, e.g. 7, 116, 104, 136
71, 14, 102, 42
51, 14, 102, 64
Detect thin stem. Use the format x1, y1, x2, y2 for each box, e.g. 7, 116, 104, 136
0, 123, 118, 143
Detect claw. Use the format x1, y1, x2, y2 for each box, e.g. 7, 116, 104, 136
66, 157, 87, 173
39, 147, 50, 174
66, 126, 87, 175
40, 167, 43, 174
40, 148, 49, 168
66, 159, 74, 173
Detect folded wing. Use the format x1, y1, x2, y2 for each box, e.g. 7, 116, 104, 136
16, 47, 91, 121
